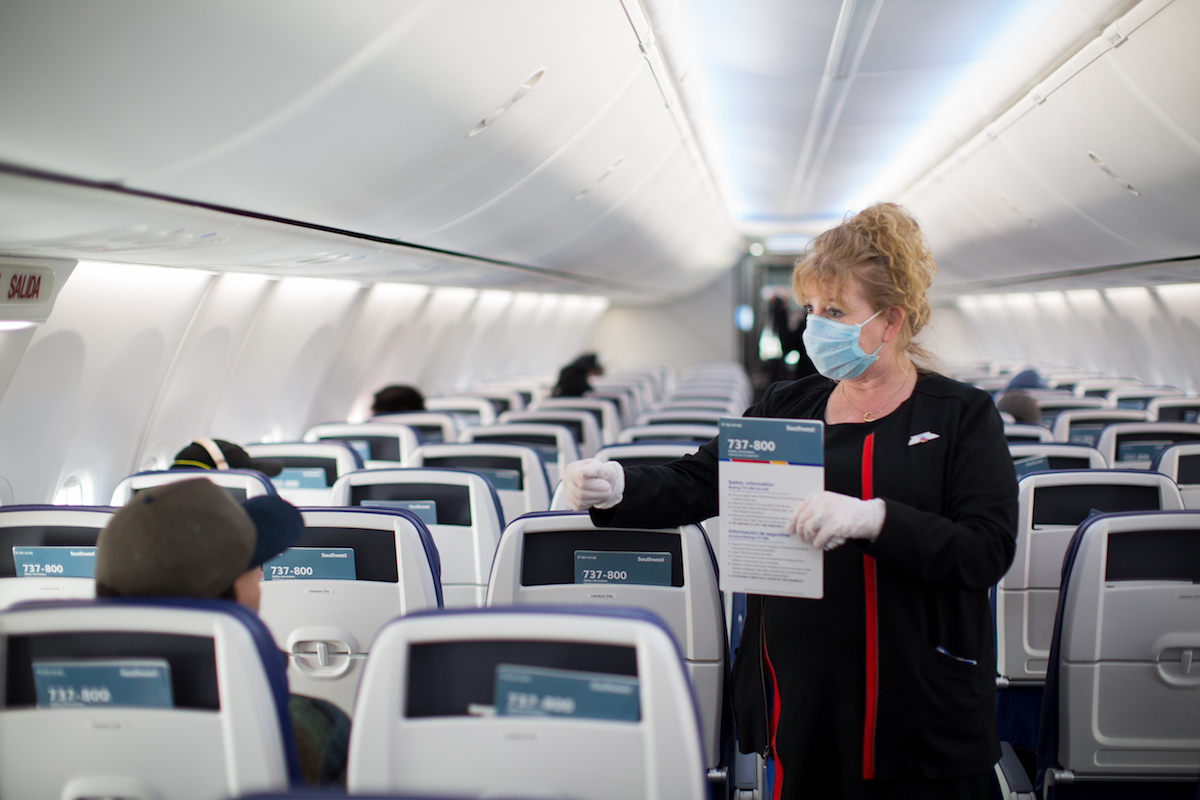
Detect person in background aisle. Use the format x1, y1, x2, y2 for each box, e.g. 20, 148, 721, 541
93, 478, 351, 787
372, 384, 426, 415
769, 287, 818, 380
996, 390, 1041, 425
562, 203, 1018, 800
553, 352, 603, 397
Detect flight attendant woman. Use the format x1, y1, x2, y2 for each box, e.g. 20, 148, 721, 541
563, 202, 1018, 799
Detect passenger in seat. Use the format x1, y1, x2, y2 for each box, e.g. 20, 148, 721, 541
171, 437, 282, 477
996, 390, 1041, 425
93, 478, 350, 787
372, 384, 426, 414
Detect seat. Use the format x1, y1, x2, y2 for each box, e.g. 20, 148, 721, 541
1005, 424, 1056, 444
258, 507, 442, 716
655, 399, 744, 415
303, 422, 420, 468
1009, 443, 1108, 479
1036, 397, 1108, 429
243, 442, 364, 506
406, 442, 551, 521
589, 387, 636, 427
0, 598, 301, 799
370, 412, 461, 445
595, 442, 702, 469
329, 468, 504, 608
486, 512, 725, 769
425, 396, 498, 427
1105, 386, 1183, 410
1071, 378, 1144, 399
1148, 397, 1200, 423
532, 397, 623, 445
617, 423, 719, 445
591, 376, 653, 418
498, 409, 603, 459
110, 469, 277, 506
472, 381, 547, 414
998, 511, 1200, 798
1153, 442, 1200, 509
459, 423, 580, 486
1095, 422, 1200, 470
0, 506, 113, 608
466, 387, 527, 414
997, 470, 1185, 685
1050, 409, 1153, 445
635, 409, 727, 427
346, 607, 707, 799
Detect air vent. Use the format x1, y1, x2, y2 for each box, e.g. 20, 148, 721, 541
467, 69, 545, 138
1088, 151, 1140, 196
573, 157, 624, 201
999, 195, 1039, 230
3, 227, 227, 254
257, 253, 365, 268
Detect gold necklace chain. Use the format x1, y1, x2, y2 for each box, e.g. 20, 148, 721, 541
839, 365, 912, 422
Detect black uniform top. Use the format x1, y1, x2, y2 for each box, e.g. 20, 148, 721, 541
592, 372, 1018, 791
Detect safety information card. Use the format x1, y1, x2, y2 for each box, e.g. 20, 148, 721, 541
718, 417, 824, 599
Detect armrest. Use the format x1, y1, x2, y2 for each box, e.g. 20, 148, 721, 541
994, 741, 1037, 799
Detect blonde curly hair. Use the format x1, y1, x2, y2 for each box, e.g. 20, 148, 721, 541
793, 202, 938, 368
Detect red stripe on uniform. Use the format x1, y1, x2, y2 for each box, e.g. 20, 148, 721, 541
763, 635, 784, 800
861, 432, 879, 780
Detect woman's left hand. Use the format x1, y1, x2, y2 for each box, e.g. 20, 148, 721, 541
787, 491, 886, 550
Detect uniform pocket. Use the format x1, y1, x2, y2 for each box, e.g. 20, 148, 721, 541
923, 645, 979, 679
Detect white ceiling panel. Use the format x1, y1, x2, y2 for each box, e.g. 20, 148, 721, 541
0, 1, 413, 181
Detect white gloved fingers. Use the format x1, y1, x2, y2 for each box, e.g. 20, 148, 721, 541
796, 492, 887, 549
786, 497, 816, 540
562, 458, 625, 511
563, 458, 605, 511
593, 460, 625, 509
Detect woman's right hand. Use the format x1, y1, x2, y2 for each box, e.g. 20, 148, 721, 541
562, 459, 625, 511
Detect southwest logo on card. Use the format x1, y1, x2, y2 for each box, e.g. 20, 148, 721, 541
908, 431, 940, 446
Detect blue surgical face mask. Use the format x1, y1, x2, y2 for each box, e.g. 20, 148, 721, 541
802, 309, 884, 381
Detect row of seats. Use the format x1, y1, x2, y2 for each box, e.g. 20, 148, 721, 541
994, 508, 1200, 798
0, 502, 725, 795
1005, 438, 1200, 505
0, 599, 709, 799
1004, 417, 1200, 463
0, 364, 750, 799
964, 363, 1199, 796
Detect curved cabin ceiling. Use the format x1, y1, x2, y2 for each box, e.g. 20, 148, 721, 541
0, 0, 1196, 301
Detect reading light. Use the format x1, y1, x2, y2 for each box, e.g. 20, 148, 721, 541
0, 320, 36, 331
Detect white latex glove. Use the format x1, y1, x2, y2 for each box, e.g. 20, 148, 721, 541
562, 458, 625, 511
786, 491, 886, 551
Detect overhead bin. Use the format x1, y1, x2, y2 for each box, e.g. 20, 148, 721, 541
537, 147, 737, 292
906, 0, 1200, 286
414, 61, 680, 265
123, 2, 649, 241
